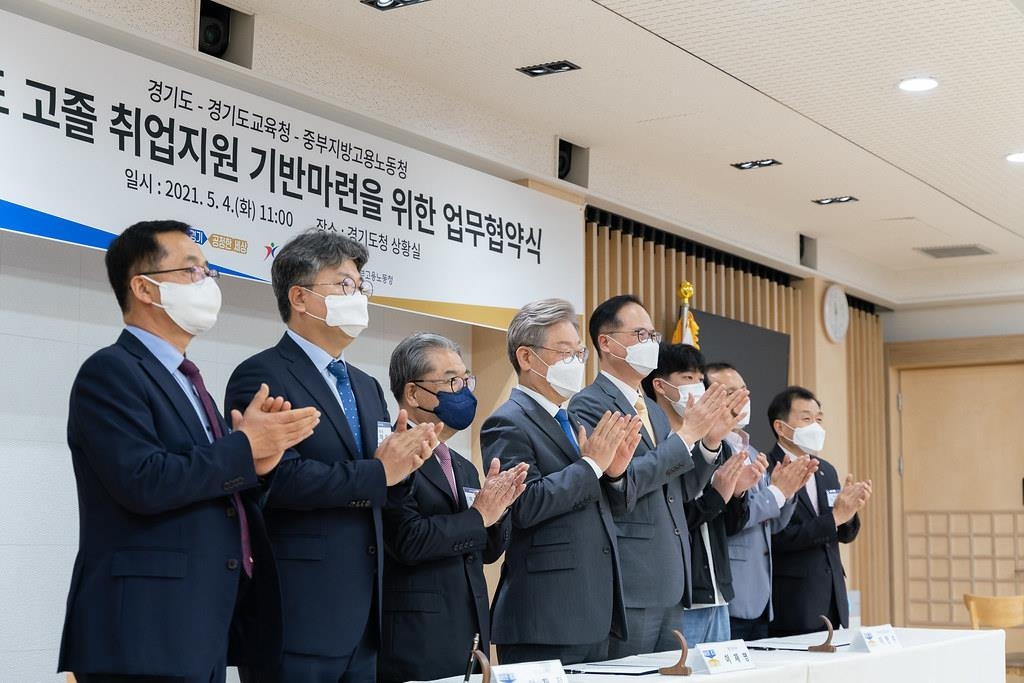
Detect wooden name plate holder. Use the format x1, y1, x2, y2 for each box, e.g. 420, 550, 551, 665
658, 629, 693, 676
808, 615, 837, 653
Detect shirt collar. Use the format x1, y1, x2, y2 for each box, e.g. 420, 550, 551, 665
600, 370, 643, 407
515, 384, 562, 417
126, 325, 184, 376
286, 328, 342, 371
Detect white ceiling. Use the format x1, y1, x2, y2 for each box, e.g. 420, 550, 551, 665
105, 0, 1024, 307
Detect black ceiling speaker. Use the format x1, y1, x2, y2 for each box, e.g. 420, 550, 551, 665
199, 1, 231, 58
557, 138, 573, 180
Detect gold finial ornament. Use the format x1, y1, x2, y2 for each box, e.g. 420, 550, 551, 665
678, 281, 694, 305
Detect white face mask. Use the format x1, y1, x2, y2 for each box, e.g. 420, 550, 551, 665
785, 421, 826, 454
610, 336, 660, 377
663, 380, 705, 417
144, 275, 221, 336
736, 399, 751, 428
304, 290, 369, 338
531, 350, 586, 399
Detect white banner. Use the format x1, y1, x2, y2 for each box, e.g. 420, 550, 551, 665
0, 8, 583, 328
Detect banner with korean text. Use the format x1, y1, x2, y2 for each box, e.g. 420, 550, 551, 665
0, 8, 583, 329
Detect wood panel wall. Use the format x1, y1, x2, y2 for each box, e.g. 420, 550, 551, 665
583, 220, 804, 386
846, 308, 890, 625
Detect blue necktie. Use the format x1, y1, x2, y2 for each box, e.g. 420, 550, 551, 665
555, 408, 579, 454
327, 360, 364, 458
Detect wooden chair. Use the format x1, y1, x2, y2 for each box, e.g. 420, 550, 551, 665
963, 593, 1024, 676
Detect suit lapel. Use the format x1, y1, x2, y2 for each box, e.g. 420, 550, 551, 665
510, 389, 579, 463
594, 374, 653, 449
419, 454, 459, 509
276, 334, 362, 458
118, 331, 210, 445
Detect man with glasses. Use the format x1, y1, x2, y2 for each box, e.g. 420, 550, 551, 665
225, 229, 441, 683
379, 333, 527, 683
481, 298, 643, 665
60, 220, 322, 683
569, 295, 747, 657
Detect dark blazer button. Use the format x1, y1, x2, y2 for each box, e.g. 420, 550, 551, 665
466, 555, 475, 563
368, 545, 377, 555
603, 546, 611, 555
667, 496, 675, 503
226, 559, 239, 570
673, 528, 681, 535
226, 507, 237, 518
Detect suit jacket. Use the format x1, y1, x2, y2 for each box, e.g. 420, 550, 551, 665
726, 443, 797, 620
58, 331, 280, 677
379, 444, 511, 683
569, 374, 720, 609
224, 332, 389, 658
480, 388, 627, 646
767, 445, 860, 635
684, 484, 749, 606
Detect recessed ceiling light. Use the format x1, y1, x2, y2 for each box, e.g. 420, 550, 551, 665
1006, 152, 1024, 163
898, 77, 938, 92
731, 158, 781, 170
812, 195, 859, 205
360, 0, 430, 10
516, 60, 581, 77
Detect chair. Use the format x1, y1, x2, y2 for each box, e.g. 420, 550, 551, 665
963, 593, 1024, 676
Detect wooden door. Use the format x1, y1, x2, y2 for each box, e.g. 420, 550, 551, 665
898, 362, 1024, 655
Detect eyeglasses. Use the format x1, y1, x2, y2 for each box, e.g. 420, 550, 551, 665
607, 328, 662, 344
531, 345, 589, 364
412, 375, 477, 393
299, 277, 373, 297
138, 265, 220, 283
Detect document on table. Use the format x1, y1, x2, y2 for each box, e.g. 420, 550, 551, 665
564, 654, 671, 675
746, 630, 853, 651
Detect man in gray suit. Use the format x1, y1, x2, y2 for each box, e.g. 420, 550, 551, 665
703, 363, 816, 640
481, 298, 643, 665
569, 295, 748, 657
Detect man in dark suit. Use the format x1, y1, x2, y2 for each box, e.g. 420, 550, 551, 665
481, 298, 642, 665
766, 386, 872, 636
59, 220, 321, 683
379, 333, 528, 683
224, 230, 440, 683
569, 296, 747, 657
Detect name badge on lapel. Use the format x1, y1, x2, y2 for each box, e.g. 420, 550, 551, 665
826, 488, 840, 508
463, 487, 479, 507
377, 421, 392, 447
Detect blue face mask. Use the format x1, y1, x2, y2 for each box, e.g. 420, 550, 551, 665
418, 385, 478, 431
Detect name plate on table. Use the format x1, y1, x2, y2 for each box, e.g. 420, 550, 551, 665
491, 659, 568, 683
851, 624, 902, 653
691, 640, 755, 674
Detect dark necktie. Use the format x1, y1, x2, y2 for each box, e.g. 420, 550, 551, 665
178, 359, 253, 578
327, 360, 364, 458
555, 408, 580, 454
433, 441, 459, 500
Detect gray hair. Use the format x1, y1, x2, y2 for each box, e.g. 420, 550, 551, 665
271, 229, 369, 322
506, 298, 578, 373
389, 332, 463, 402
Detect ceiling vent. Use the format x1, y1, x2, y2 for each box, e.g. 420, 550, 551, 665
915, 244, 993, 259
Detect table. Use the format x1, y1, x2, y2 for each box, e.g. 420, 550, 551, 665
412, 627, 1007, 683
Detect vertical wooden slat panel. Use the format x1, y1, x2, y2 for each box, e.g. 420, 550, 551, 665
644, 237, 656, 319
716, 261, 727, 317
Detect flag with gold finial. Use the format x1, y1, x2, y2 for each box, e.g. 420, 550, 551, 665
671, 281, 700, 349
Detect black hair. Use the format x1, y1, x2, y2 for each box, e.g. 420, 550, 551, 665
641, 343, 705, 399
105, 220, 191, 313
766, 386, 820, 438
588, 294, 644, 359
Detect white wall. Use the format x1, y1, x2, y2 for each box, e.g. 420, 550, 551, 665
881, 301, 1024, 342
0, 231, 473, 681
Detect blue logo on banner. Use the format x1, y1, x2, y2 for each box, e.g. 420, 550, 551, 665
189, 228, 208, 245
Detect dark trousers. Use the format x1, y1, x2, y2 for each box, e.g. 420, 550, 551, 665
239, 630, 376, 683
729, 603, 771, 641
606, 602, 686, 659
75, 661, 225, 683
497, 640, 609, 666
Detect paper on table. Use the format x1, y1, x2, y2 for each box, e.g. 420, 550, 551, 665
746, 629, 853, 651
564, 653, 673, 675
